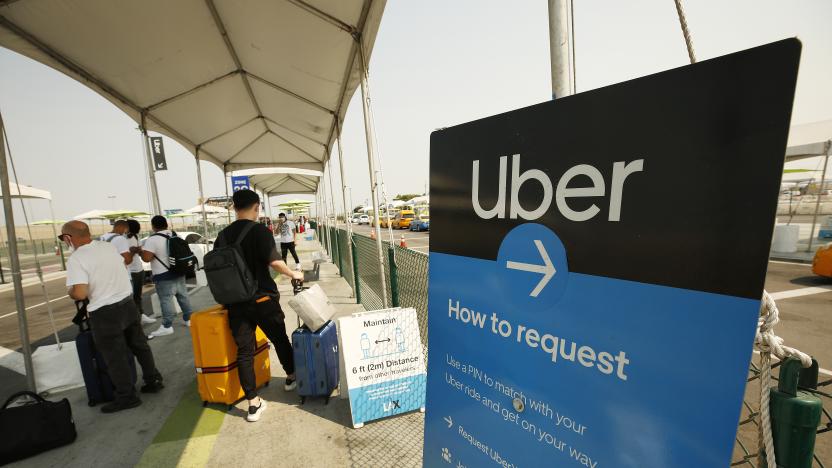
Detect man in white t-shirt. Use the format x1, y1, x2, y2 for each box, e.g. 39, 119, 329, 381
100, 219, 128, 242
111, 219, 156, 324
277, 213, 301, 271
139, 215, 193, 338
61, 220, 164, 414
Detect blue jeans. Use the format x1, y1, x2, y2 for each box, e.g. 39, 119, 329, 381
154, 275, 193, 327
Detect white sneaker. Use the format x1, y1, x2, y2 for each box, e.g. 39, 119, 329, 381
148, 325, 173, 339
183, 320, 191, 327
284, 377, 297, 392
294, 263, 302, 271
141, 315, 157, 324
246, 400, 267, 422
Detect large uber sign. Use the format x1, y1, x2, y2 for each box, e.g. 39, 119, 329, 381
423, 40, 800, 467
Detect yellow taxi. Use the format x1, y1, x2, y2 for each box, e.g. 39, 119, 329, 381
392, 210, 416, 229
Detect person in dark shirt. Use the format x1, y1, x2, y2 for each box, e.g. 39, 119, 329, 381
214, 189, 303, 422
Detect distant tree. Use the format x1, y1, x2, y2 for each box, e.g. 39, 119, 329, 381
394, 193, 422, 201
353, 205, 364, 213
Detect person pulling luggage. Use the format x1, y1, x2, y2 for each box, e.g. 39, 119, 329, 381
60, 221, 164, 413
212, 190, 303, 422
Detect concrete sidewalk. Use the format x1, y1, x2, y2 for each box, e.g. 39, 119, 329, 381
8, 237, 425, 468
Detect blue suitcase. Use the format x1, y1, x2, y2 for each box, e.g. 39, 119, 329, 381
74, 301, 137, 406
292, 321, 339, 404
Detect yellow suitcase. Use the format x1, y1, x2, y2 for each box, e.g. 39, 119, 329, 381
190, 305, 271, 407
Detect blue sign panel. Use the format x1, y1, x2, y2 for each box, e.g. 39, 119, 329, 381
423, 40, 800, 467
231, 176, 251, 192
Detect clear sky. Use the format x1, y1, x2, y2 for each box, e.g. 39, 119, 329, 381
1, 0, 830, 222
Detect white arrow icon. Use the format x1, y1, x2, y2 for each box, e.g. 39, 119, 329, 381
444, 415, 453, 428
506, 239, 556, 297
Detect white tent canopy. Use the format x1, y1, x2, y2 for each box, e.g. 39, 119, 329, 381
73, 209, 112, 220
185, 204, 229, 214
786, 119, 832, 162
0, 182, 51, 200
0, 0, 386, 172
234, 167, 322, 196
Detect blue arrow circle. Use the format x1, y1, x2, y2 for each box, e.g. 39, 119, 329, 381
496, 223, 569, 311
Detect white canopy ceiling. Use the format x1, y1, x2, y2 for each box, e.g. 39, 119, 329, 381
233, 167, 322, 196
0, 0, 386, 173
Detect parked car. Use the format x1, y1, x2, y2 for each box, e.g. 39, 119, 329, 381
392, 210, 416, 229
358, 214, 369, 225
410, 214, 430, 232
140, 231, 213, 278
812, 243, 832, 278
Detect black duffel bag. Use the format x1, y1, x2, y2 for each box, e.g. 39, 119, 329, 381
0, 391, 77, 465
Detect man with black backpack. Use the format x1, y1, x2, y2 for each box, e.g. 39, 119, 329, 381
207, 189, 303, 422
139, 215, 195, 338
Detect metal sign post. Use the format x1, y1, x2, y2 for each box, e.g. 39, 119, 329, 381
422, 40, 802, 467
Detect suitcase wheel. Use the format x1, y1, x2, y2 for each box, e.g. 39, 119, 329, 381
325, 396, 330, 405
88, 399, 97, 407
202, 401, 208, 407
227, 405, 233, 411
264, 381, 269, 387
300, 396, 306, 405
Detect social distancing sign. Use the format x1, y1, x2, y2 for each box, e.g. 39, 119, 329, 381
423, 39, 801, 467
339, 308, 427, 428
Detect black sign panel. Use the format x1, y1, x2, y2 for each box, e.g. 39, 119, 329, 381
429, 39, 800, 300
150, 136, 167, 171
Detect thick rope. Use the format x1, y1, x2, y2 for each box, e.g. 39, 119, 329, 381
673, 0, 697, 64
755, 290, 813, 468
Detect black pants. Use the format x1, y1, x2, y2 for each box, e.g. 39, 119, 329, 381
228, 296, 295, 400
130, 271, 146, 315
280, 242, 300, 266
89, 297, 162, 402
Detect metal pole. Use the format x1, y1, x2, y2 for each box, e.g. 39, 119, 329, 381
0, 112, 36, 391
357, 39, 389, 308
336, 119, 355, 295
807, 141, 831, 252
195, 149, 209, 241
224, 168, 232, 224
321, 163, 333, 257
48, 200, 65, 270
327, 159, 342, 275
140, 114, 163, 215
548, 0, 576, 99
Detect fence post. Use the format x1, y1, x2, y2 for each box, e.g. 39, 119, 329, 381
388, 246, 399, 307
41, 240, 45, 254
333, 228, 341, 276
351, 239, 361, 304
0, 248, 4, 284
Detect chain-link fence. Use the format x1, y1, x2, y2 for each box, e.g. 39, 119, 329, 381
732, 358, 832, 466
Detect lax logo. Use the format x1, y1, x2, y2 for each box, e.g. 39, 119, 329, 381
383, 399, 401, 412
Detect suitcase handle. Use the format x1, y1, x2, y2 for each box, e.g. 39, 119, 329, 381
2, 391, 45, 409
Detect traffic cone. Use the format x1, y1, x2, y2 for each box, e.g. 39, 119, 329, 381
400, 234, 407, 248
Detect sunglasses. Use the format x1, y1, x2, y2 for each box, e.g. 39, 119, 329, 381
57, 234, 71, 242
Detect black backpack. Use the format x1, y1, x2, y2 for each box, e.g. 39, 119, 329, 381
152, 232, 197, 276
204, 222, 258, 305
